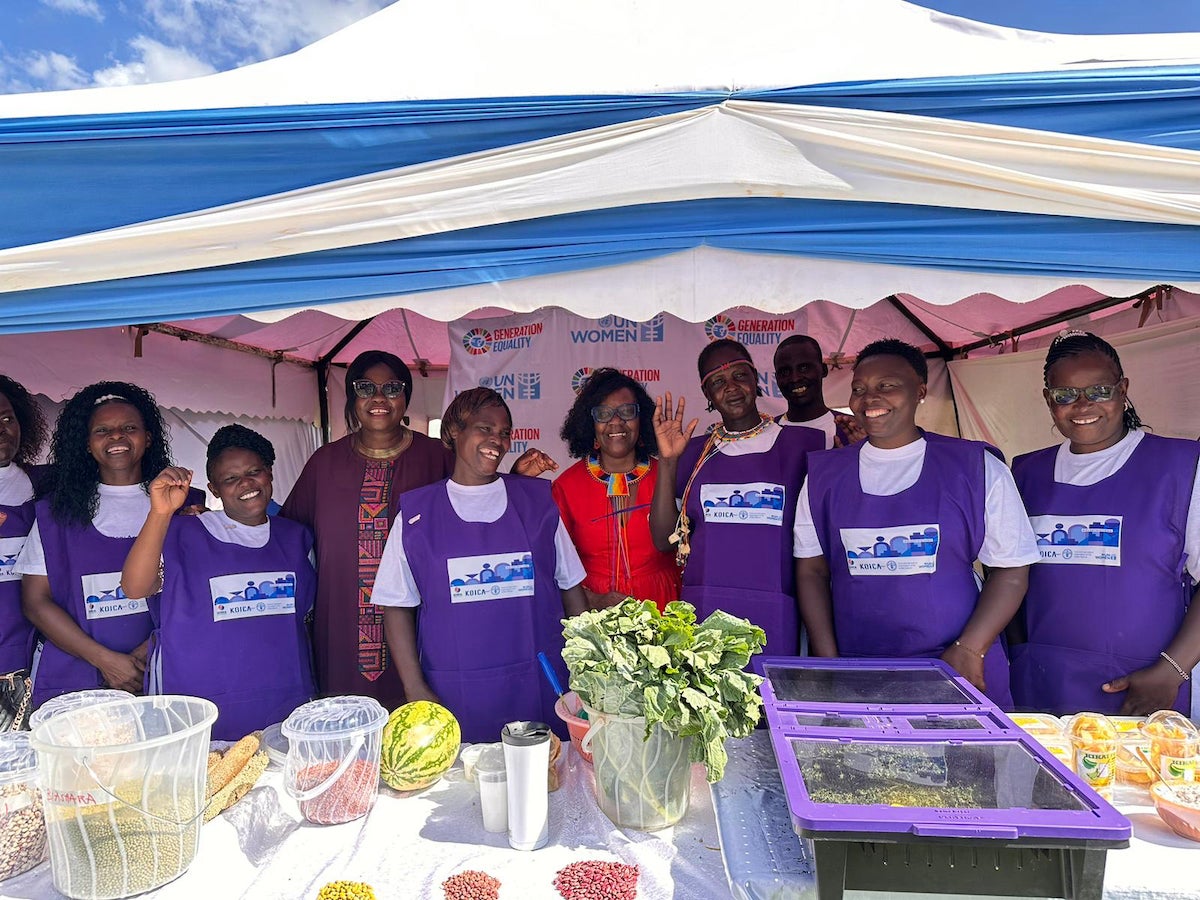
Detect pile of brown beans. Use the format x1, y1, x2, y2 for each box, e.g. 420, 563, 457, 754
553, 860, 640, 899
441, 869, 501, 900
0, 782, 47, 880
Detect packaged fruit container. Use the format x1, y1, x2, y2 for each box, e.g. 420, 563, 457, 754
1009, 713, 1064, 737
1142, 711, 1200, 783
1116, 733, 1153, 785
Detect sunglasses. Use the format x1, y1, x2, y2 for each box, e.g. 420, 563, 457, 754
1046, 383, 1120, 406
351, 379, 407, 400
591, 402, 639, 423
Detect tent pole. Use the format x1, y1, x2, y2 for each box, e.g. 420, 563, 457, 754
317, 361, 331, 445
886, 295, 953, 359
953, 287, 1162, 357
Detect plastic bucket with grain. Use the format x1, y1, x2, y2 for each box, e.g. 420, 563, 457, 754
30, 695, 217, 900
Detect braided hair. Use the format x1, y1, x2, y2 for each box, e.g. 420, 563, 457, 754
1043, 331, 1144, 431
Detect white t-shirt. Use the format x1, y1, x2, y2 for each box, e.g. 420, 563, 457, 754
198, 510, 271, 549
0, 464, 34, 506
793, 437, 1041, 568
1051, 430, 1200, 582
371, 478, 586, 608
778, 410, 838, 449
15, 483, 151, 577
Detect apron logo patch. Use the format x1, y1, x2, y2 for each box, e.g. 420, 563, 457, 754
82, 571, 149, 620
699, 482, 785, 526
210, 571, 298, 621
1029, 514, 1122, 566
840, 524, 939, 576
0, 535, 25, 583
448, 551, 535, 603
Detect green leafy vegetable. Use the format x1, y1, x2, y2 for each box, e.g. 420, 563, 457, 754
561, 598, 765, 782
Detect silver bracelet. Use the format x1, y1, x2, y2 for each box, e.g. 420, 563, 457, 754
1160, 651, 1191, 682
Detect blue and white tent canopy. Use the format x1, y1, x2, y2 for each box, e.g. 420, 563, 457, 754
1, 0, 1199, 416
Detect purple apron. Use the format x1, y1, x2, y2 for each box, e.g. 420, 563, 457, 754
147, 516, 317, 741
32, 487, 204, 707
675, 425, 821, 657
401, 475, 568, 743
0, 491, 37, 673
808, 433, 1013, 709
1011, 434, 1199, 716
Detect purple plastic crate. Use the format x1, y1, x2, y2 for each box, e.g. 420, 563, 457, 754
758, 657, 997, 714
767, 728, 1130, 844
765, 704, 1014, 736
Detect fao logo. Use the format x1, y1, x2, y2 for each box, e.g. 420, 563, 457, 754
704, 314, 735, 342
570, 367, 594, 394
462, 328, 491, 355
1062, 548, 1073, 560
886, 560, 898, 572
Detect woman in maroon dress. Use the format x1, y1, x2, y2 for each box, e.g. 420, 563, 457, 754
552, 368, 680, 610
282, 351, 452, 711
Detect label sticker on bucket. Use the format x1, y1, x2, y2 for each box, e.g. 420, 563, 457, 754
0, 792, 33, 816
82, 572, 148, 620
43, 787, 105, 807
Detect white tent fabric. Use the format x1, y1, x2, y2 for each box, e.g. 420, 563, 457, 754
0, 0, 1196, 119
951, 314, 1200, 458
5, 102, 1199, 298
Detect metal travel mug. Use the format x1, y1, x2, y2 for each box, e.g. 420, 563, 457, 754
501, 720, 550, 850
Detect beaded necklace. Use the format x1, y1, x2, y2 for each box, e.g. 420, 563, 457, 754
670, 414, 774, 568
585, 453, 651, 498
587, 453, 651, 593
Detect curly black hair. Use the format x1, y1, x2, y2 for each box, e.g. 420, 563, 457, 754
41, 381, 173, 527
1043, 330, 1145, 431
440, 387, 512, 450
343, 350, 413, 435
855, 338, 929, 383
559, 368, 658, 461
0, 373, 49, 469
206, 424, 276, 481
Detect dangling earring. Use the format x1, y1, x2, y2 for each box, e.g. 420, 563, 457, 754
706, 401, 715, 412
593, 438, 600, 450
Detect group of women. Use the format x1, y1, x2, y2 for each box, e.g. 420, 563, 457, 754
0, 329, 1195, 743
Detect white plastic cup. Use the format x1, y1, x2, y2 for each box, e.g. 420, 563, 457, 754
474, 745, 508, 833
501, 721, 550, 851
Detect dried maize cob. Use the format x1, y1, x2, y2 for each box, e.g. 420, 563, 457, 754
204, 751, 268, 822
206, 733, 260, 799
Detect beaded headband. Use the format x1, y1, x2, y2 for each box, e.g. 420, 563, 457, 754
93, 393, 130, 406
700, 358, 755, 387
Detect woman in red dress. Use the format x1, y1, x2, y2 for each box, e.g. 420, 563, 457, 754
552, 368, 680, 610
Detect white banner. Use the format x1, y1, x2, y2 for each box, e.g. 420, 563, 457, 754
446, 307, 957, 472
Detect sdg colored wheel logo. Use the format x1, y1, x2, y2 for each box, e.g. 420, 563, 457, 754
704, 314, 735, 341
462, 328, 491, 355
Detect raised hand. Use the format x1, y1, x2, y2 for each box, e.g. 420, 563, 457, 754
653, 393, 699, 461
148, 466, 193, 516
511, 447, 559, 477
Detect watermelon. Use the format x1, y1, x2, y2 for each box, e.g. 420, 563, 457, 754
380, 701, 461, 792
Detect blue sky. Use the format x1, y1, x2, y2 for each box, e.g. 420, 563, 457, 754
2, 0, 1200, 95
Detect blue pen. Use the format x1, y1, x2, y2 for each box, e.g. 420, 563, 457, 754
538, 651, 587, 720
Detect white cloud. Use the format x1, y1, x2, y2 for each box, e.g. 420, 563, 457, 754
92, 35, 216, 86
40, 0, 105, 21
21, 50, 91, 90
143, 0, 390, 65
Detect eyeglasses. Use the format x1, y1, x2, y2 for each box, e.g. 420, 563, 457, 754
351, 379, 407, 400
591, 402, 639, 423
1046, 383, 1120, 406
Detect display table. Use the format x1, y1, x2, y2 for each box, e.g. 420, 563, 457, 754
3, 736, 1198, 900
0, 744, 729, 900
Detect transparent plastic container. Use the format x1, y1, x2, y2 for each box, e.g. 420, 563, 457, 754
1142, 710, 1200, 783
581, 704, 693, 830
282, 696, 387, 825
1009, 713, 1063, 737
260, 723, 289, 771
1065, 712, 1118, 801
28, 690, 134, 734
30, 695, 217, 900
0, 731, 48, 882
